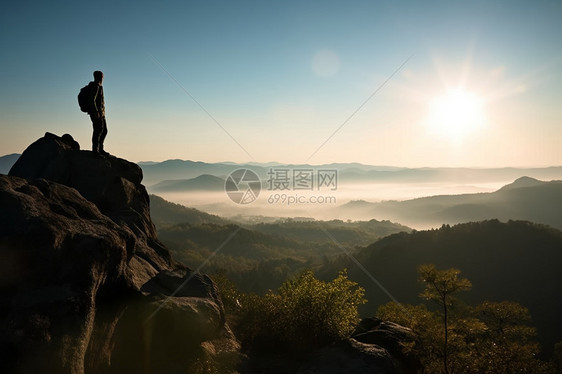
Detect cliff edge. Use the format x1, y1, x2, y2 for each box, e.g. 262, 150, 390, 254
1, 133, 238, 373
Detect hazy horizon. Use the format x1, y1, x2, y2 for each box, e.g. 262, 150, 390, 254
146, 175, 562, 229
3, 150, 562, 170
137, 158, 562, 169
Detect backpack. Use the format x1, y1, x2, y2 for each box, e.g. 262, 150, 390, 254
78, 83, 93, 113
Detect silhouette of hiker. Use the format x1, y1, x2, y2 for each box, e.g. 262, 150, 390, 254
88, 71, 108, 155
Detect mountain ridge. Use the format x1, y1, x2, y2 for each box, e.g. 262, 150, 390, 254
4, 153, 562, 190
150, 174, 226, 192
0, 153, 21, 174
135, 157, 562, 185
338, 176, 562, 229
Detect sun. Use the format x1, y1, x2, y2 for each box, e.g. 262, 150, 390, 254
427, 88, 486, 142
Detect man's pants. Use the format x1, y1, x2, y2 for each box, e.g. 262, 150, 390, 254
90, 115, 108, 153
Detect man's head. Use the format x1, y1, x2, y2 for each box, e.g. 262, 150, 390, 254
93, 70, 104, 85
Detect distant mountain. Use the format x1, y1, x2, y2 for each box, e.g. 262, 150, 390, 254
149, 174, 225, 192
137, 161, 160, 166
338, 177, 562, 229
140, 160, 265, 185
0, 153, 20, 174
317, 220, 562, 355
339, 167, 562, 183
498, 175, 545, 190
149, 194, 228, 227
138, 158, 562, 186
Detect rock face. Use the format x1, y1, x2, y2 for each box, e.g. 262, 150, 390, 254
296, 318, 422, 374
8, 132, 169, 274
1, 133, 238, 373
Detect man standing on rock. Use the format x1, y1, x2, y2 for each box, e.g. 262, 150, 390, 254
88, 70, 108, 155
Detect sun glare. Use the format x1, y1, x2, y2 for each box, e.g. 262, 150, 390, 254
428, 88, 486, 142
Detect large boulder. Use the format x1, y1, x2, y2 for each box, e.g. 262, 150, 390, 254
9, 132, 170, 274
1, 133, 239, 373
240, 317, 422, 374
296, 318, 422, 374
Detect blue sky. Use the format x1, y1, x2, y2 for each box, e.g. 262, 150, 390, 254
1, 0, 561, 167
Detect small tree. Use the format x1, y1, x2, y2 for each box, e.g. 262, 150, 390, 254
418, 264, 471, 374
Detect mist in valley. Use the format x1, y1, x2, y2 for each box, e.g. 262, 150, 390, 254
147, 173, 561, 230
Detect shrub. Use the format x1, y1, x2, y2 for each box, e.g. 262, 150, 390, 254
236, 269, 366, 352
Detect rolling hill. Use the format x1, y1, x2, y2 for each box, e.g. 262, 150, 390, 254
149, 194, 411, 293
318, 219, 562, 355
338, 177, 562, 229
250, 219, 411, 247
149, 194, 229, 227
0, 153, 20, 174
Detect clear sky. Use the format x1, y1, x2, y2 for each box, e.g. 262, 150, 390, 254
1, 0, 561, 167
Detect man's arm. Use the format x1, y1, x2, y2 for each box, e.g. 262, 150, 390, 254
88, 83, 100, 116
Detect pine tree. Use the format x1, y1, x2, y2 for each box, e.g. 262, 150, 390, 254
418, 264, 471, 374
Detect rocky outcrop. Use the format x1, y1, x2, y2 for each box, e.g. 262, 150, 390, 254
9, 132, 170, 277
1, 133, 239, 373
296, 318, 422, 374
239, 317, 422, 374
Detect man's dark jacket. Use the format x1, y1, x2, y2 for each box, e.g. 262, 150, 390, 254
87, 82, 105, 116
